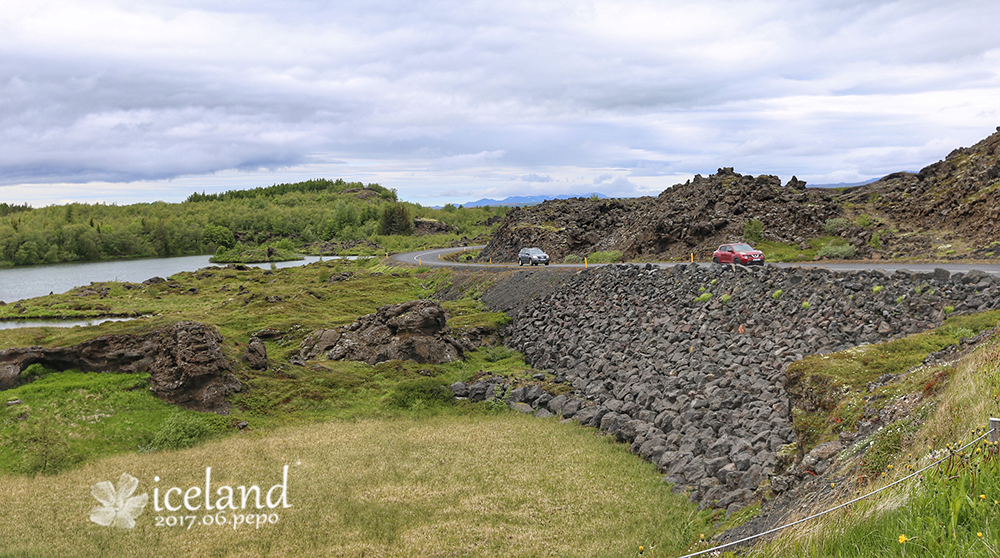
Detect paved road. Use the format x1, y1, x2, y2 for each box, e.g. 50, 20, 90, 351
392, 246, 1000, 276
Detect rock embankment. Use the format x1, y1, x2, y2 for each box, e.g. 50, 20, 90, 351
503, 263, 1000, 513
0, 322, 241, 413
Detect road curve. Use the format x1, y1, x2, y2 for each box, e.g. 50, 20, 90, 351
391, 246, 1000, 276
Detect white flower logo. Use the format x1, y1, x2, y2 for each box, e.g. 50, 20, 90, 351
89, 473, 149, 529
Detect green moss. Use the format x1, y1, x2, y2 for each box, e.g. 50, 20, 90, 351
824, 219, 852, 234
0, 371, 220, 473
785, 310, 1000, 454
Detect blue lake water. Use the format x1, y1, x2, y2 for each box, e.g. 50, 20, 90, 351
0, 255, 330, 304
0, 317, 138, 331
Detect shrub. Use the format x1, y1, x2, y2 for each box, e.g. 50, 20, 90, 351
823, 218, 851, 234
563, 254, 584, 264
721, 294, 732, 304
873, 285, 884, 294
854, 214, 874, 228
586, 250, 622, 264
868, 230, 882, 250
203, 224, 236, 248
772, 289, 783, 300
151, 413, 213, 450
13, 416, 82, 475
387, 378, 453, 410
694, 293, 713, 303
817, 243, 856, 259
801, 301, 811, 310
944, 305, 955, 316
744, 218, 764, 243
377, 203, 414, 236
482, 346, 516, 363
21, 363, 56, 382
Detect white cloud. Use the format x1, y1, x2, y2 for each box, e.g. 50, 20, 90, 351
1, 0, 1000, 206
520, 174, 552, 183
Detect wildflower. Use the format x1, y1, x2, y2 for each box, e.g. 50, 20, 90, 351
639, 545, 644, 554
982, 494, 987, 501
979, 532, 984, 538
899, 534, 908, 544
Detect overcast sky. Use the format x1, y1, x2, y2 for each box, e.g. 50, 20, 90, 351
2, 0, 999, 207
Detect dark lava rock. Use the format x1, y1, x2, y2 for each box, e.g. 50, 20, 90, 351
242, 336, 269, 370
0, 322, 240, 414
296, 299, 473, 365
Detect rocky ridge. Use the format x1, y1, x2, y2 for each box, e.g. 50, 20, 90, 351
478, 128, 1000, 263
840, 127, 1000, 257
498, 263, 1000, 513
479, 170, 839, 264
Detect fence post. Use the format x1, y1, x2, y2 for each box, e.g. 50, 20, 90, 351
991, 418, 1000, 443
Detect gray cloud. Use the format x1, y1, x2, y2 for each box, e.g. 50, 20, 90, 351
520, 174, 553, 183
1, 1, 999, 206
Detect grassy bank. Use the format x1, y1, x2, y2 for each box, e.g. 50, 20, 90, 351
759, 334, 1000, 557
0, 414, 708, 558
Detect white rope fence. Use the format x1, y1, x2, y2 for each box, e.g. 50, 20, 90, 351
674, 420, 999, 558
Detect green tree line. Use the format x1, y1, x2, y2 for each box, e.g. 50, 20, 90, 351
0, 180, 505, 267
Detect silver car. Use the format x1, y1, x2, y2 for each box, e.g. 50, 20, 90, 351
518, 248, 550, 266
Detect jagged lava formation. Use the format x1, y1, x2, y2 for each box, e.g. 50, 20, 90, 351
479, 127, 1000, 263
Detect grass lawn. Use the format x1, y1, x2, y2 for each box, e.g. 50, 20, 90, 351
0, 414, 707, 558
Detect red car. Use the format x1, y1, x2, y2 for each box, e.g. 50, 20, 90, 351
712, 243, 765, 265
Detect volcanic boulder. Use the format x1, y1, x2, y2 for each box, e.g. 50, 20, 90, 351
0, 322, 240, 413
295, 300, 473, 365
242, 336, 269, 370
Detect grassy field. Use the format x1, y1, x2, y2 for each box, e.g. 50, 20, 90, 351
0, 414, 708, 558
0, 260, 525, 475
0, 258, 715, 556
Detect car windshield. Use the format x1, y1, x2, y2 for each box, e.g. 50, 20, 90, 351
732, 244, 754, 252
525, 249, 545, 255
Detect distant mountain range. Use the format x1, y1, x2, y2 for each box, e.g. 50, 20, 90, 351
807, 178, 881, 189
444, 193, 609, 208
439, 178, 889, 208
